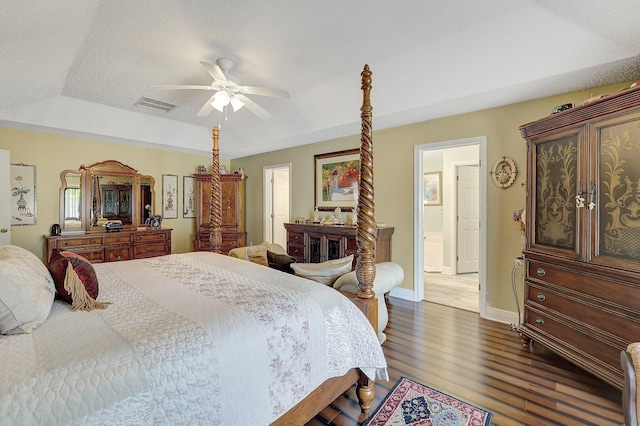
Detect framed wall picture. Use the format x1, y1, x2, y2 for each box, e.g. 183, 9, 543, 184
183, 176, 196, 218
162, 174, 178, 219
423, 171, 442, 206
314, 148, 360, 211
10, 163, 37, 225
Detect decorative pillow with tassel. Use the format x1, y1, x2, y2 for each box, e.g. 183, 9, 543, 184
48, 250, 110, 312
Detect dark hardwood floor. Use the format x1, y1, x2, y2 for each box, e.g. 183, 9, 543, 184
307, 297, 624, 425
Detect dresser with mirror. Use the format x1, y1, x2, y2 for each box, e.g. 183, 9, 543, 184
46, 160, 172, 263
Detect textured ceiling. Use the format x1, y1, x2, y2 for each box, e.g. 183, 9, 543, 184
1, 0, 639, 158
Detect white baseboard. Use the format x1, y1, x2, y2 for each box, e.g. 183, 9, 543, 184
484, 305, 521, 327
388, 287, 521, 327
389, 286, 418, 301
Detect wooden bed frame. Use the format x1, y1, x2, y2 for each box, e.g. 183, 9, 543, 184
208, 65, 380, 425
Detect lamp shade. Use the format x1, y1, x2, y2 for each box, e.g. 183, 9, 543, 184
230, 95, 244, 112
211, 91, 230, 112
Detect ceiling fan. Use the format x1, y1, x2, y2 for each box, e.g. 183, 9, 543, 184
152, 58, 290, 120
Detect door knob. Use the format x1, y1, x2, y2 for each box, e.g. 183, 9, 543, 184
0, 228, 7, 233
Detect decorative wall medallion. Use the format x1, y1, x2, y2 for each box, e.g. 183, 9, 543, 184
490, 156, 517, 188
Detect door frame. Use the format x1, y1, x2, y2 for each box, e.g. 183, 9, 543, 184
413, 136, 487, 317
263, 163, 291, 245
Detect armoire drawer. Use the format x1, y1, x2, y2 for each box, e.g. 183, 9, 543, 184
526, 283, 640, 344
527, 260, 640, 313
524, 308, 623, 373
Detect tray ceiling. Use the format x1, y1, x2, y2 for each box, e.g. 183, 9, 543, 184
0, 0, 638, 158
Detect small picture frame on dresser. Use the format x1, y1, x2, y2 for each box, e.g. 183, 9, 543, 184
149, 215, 162, 230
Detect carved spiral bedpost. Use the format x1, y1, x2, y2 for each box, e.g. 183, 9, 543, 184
356, 64, 376, 299
209, 125, 222, 254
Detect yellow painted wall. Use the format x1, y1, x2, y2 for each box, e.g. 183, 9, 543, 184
0, 128, 215, 258
231, 81, 632, 312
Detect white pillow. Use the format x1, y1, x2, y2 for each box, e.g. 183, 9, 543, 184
0, 245, 56, 334
291, 255, 354, 286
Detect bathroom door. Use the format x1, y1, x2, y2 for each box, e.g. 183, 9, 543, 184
456, 165, 479, 273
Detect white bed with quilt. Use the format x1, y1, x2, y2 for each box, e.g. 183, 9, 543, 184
0, 249, 386, 425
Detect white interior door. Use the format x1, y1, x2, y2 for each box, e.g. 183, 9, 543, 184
264, 165, 290, 247
0, 149, 11, 244
456, 165, 479, 273
272, 168, 289, 247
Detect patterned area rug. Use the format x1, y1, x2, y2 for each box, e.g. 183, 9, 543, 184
364, 377, 493, 426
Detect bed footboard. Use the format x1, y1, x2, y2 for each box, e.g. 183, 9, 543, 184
271, 368, 373, 425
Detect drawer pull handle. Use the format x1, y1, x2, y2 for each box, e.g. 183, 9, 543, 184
536, 268, 546, 277
536, 293, 546, 302
535, 318, 545, 326
294, 236, 299, 240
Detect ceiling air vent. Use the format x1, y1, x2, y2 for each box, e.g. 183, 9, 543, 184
134, 97, 176, 112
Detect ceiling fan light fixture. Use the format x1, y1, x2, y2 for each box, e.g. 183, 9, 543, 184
211, 91, 230, 112
230, 95, 244, 112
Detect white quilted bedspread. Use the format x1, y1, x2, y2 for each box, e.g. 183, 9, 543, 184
0, 252, 387, 425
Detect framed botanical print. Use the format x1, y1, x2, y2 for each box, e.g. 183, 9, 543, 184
162, 174, 178, 219
423, 171, 442, 206
183, 176, 196, 218
314, 148, 360, 211
10, 163, 37, 225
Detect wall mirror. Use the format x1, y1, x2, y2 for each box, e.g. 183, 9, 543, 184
58, 160, 155, 233
59, 171, 83, 231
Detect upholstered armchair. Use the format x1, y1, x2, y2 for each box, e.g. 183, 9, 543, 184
228, 242, 287, 261
332, 262, 404, 344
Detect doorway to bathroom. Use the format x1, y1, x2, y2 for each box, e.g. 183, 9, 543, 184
414, 137, 486, 315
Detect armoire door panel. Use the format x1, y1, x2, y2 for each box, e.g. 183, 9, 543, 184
591, 111, 640, 272
528, 129, 586, 261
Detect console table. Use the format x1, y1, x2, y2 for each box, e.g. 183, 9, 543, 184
284, 223, 393, 267
45, 228, 172, 264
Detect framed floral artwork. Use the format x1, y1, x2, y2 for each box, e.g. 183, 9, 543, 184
162, 174, 178, 219
183, 176, 196, 218
314, 148, 360, 211
10, 163, 36, 225
423, 171, 442, 206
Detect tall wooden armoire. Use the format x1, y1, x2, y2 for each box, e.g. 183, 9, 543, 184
194, 173, 246, 254
518, 83, 640, 389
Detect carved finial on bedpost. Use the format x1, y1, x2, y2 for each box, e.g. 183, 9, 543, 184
356, 64, 376, 299
210, 125, 222, 254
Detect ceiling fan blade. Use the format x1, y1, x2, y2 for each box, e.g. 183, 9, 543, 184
151, 85, 213, 90
200, 61, 227, 82
235, 94, 272, 120
196, 94, 218, 117
241, 85, 290, 99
